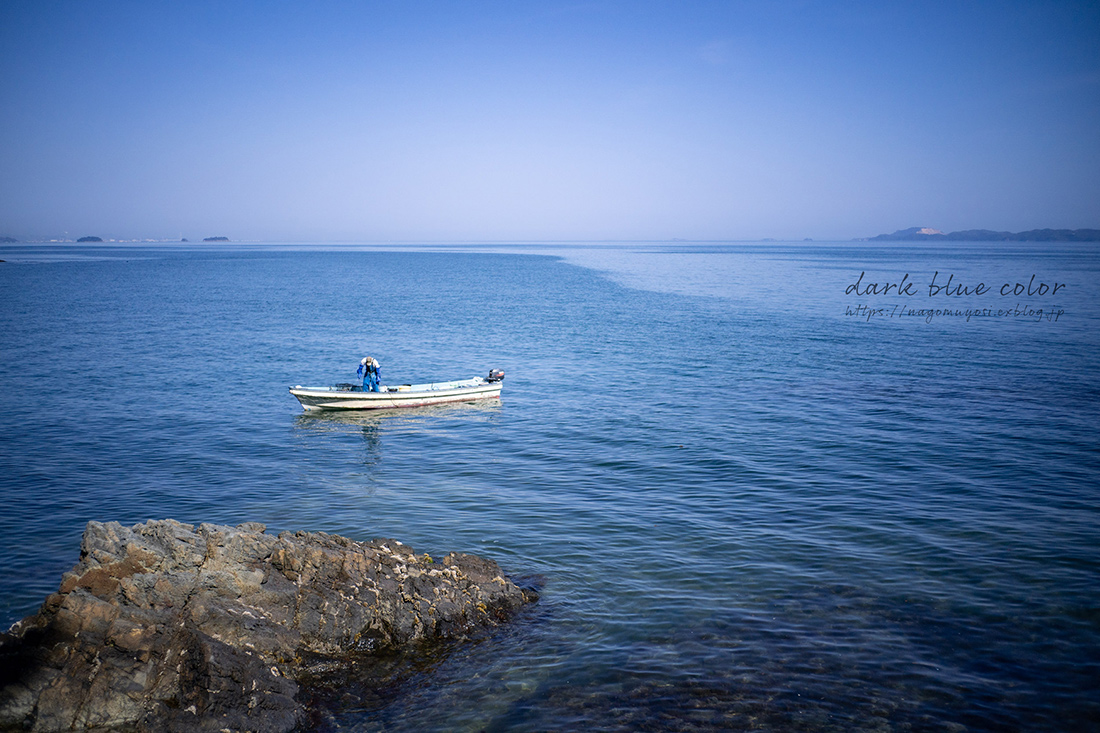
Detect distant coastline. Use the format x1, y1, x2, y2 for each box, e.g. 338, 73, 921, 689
867, 227, 1100, 242
4, 230, 1098, 244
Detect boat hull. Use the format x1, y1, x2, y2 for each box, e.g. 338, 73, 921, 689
289, 379, 502, 411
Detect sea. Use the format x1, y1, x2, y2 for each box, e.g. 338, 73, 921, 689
1, 240, 1098, 732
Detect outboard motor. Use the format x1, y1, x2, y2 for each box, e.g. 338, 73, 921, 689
487, 368, 505, 383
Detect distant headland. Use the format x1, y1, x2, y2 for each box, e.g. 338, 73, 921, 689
2, 235, 236, 243
867, 227, 1100, 242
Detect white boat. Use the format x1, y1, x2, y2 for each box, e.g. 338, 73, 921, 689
290, 359, 504, 411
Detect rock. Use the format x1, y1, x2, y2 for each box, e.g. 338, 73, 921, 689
0, 520, 535, 732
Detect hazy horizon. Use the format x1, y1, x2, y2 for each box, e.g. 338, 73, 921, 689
3, 1, 1098, 242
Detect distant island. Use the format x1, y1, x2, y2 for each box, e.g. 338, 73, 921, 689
869, 227, 1100, 242
0, 236, 17, 243
76, 236, 103, 242
203, 236, 229, 242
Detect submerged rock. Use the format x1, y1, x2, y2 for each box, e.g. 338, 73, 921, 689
0, 520, 534, 732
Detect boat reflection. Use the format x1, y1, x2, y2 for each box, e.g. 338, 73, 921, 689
294, 398, 502, 430
292, 399, 502, 465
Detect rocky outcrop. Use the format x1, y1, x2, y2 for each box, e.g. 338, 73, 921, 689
0, 520, 534, 732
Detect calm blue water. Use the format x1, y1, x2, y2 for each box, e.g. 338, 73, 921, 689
1, 241, 1098, 731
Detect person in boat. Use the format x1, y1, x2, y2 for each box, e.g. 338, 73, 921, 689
358, 357, 381, 392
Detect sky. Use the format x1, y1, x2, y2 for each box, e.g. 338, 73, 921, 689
1, 1, 1098, 242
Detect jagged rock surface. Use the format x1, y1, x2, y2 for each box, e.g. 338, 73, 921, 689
0, 520, 533, 732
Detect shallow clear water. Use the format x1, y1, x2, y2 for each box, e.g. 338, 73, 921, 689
1, 241, 1098, 731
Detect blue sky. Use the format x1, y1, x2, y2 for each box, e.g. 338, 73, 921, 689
2, 1, 1098, 241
